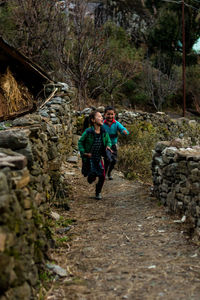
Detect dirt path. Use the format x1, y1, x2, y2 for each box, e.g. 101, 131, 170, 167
46, 162, 200, 300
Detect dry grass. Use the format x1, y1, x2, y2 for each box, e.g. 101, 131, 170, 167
0, 67, 33, 115
118, 122, 159, 183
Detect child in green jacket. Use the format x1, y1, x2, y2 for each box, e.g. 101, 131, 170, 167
78, 111, 112, 200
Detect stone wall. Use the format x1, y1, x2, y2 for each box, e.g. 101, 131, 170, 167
0, 84, 76, 300
117, 111, 200, 145
152, 141, 200, 237
76, 108, 200, 145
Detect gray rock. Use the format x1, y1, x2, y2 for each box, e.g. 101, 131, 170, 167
0, 130, 30, 150
16, 142, 33, 167
160, 184, 169, 193
50, 211, 60, 221
0, 154, 27, 170
46, 101, 53, 107
197, 218, 200, 227
51, 117, 60, 124
0, 194, 12, 213
188, 161, 199, 170
46, 124, 57, 136
162, 147, 177, 156
57, 82, 70, 92
81, 108, 92, 115
191, 182, 200, 195
12, 115, 42, 126
51, 97, 64, 104
0, 172, 9, 193
40, 111, 49, 118
177, 201, 183, 208
162, 155, 174, 164
155, 141, 170, 153
97, 106, 105, 113
50, 136, 59, 142
163, 163, 178, 177
181, 187, 191, 195
47, 144, 58, 160
56, 226, 71, 234
176, 193, 184, 201
67, 156, 78, 164
154, 156, 164, 167
50, 113, 56, 118
178, 160, 188, 175
0, 122, 11, 130
189, 120, 197, 127
46, 264, 67, 277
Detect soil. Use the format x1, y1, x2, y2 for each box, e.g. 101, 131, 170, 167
45, 161, 200, 300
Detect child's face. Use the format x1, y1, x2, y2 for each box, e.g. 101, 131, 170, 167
92, 112, 103, 126
104, 110, 115, 122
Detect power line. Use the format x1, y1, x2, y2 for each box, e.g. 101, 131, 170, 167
162, 0, 200, 10
162, 0, 182, 3
190, 0, 200, 4
184, 2, 200, 11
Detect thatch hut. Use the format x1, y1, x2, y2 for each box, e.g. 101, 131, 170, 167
0, 37, 52, 120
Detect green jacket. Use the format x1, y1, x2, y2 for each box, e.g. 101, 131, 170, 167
78, 126, 112, 159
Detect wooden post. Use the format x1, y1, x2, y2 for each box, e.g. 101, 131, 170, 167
182, 0, 186, 117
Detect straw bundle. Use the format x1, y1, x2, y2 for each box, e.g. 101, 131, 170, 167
0, 67, 33, 115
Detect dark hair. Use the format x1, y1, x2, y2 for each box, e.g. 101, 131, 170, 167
83, 110, 100, 131
104, 106, 115, 113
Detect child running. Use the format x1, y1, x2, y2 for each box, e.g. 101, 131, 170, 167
103, 106, 129, 180
78, 111, 112, 200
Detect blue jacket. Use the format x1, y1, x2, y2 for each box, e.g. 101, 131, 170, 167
102, 120, 129, 146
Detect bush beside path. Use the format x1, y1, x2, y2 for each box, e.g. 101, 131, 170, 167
45, 162, 200, 300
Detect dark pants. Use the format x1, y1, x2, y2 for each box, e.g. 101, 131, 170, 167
87, 160, 105, 194
104, 144, 117, 176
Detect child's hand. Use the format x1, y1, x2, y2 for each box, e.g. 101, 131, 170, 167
123, 130, 128, 135
84, 153, 92, 158
106, 146, 113, 153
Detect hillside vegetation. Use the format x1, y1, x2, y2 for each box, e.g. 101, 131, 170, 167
0, 0, 199, 112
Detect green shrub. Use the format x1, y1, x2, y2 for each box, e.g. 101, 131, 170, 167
118, 117, 200, 182
118, 121, 159, 182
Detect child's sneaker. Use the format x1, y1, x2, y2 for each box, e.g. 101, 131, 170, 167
95, 193, 102, 200
108, 174, 113, 180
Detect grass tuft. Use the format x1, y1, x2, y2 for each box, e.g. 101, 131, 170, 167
118, 121, 159, 183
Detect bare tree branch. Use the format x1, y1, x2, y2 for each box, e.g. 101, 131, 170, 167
143, 55, 180, 111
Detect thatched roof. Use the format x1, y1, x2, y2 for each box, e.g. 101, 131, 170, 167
0, 37, 52, 95
0, 36, 53, 120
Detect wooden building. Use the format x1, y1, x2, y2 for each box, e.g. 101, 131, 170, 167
0, 37, 52, 120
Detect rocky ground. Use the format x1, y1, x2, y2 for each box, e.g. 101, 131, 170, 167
45, 161, 200, 300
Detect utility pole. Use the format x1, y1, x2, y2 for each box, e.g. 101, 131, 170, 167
182, 0, 186, 117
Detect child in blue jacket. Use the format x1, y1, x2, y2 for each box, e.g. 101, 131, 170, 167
103, 106, 129, 180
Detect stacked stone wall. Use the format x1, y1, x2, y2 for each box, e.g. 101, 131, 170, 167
152, 141, 200, 237
0, 85, 76, 300
117, 111, 200, 145
76, 108, 200, 145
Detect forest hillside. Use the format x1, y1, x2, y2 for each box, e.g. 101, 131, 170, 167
0, 0, 199, 114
